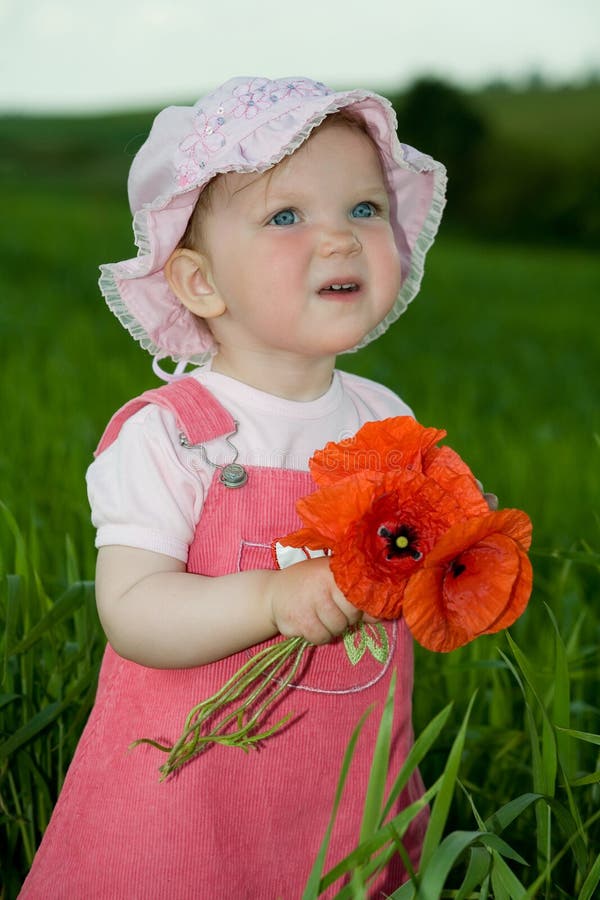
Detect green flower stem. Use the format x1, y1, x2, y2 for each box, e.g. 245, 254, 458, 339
132, 636, 309, 779
164, 640, 304, 773
184, 637, 304, 731
174, 639, 303, 751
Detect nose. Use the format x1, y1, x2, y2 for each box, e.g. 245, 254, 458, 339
318, 225, 361, 257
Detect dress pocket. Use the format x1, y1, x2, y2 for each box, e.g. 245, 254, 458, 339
237, 540, 275, 572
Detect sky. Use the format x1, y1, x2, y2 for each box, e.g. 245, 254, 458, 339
1, 0, 598, 113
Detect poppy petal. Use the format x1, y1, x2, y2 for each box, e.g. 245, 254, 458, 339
425, 510, 533, 564
403, 510, 533, 652
482, 552, 533, 634
423, 447, 489, 517
282, 472, 385, 549
438, 533, 522, 634
309, 417, 446, 485
402, 566, 469, 652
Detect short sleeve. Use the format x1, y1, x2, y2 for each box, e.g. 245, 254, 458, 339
86, 404, 208, 562
337, 371, 415, 422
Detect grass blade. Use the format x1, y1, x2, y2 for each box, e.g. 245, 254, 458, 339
524, 808, 600, 898
556, 726, 600, 746
503, 636, 589, 878
359, 670, 396, 840
419, 692, 477, 869
379, 701, 453, 824
579, 850, 600, 900
484, 793, 545, 834
2, 574, 21, 683
545, 603, 573, 778
387, 831, 525, 900
568, 772, 600, 787
490, 850, 528, 899
0, 667, 97, 758
320, 780, 441, 893
8, 581, 95, 655
301, 706, 373, 900
506, 633, 557, 796
455, 846, 492, 899
350, 670, 397, 894
503, 639, 552, 881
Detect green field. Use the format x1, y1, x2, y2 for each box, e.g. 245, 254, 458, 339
1, 89, 599, 896
472, 84, 600, 160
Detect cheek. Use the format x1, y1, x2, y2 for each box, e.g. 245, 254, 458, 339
212, 258, 246, 301
257, 236, 310, 292
268, 233, 309, 266
374, 238, 403, 297
389, 250, 403, 290
387, 238, 403, 293
366, 227, 402, 278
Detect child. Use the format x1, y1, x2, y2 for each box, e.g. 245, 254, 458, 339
20, 76, 447, 898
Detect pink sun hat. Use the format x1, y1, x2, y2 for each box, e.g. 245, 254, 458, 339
99, 75, 447, 366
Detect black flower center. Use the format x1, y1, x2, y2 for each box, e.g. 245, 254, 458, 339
378, 524, 422, 561
451, 559, 466, 578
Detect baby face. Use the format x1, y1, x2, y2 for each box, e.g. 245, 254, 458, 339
197, 121, 402, 363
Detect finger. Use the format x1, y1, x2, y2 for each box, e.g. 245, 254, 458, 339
305, 627, 334, 646
316, 602, 352, 639
304, 619, 336, 645
331, 593, 363, 627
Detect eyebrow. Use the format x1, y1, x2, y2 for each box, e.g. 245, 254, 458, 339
224, 174, 268, 204
264, 182, 389, 205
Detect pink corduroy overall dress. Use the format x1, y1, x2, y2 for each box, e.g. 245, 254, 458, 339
20, 379, 426, 900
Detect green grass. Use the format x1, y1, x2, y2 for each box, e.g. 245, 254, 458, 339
302, 620, 600, 897
1, 104, 599, 895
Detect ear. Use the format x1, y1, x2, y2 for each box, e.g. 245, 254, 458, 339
164, 249, 226, 319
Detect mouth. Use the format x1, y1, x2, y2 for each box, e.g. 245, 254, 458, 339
318, 282, 361, 296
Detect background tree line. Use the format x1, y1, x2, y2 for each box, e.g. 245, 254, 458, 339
391, 77, 599, 247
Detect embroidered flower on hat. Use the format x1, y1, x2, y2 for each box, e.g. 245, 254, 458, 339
274, 79, 333, 100
176, 158, 203, 190
176, 110, 227, 187
228, 77, 332, 121
231, 78, 276, 119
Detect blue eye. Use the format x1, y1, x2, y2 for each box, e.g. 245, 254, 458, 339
351, 202, 377, 219
269, 209, 299, 226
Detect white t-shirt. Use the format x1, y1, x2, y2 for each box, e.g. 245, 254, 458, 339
86, 366, 413, 563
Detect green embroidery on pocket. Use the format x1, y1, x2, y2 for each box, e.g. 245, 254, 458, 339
343, 623, 390, 666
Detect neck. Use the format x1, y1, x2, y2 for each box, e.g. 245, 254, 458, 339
210, 348, 336, 401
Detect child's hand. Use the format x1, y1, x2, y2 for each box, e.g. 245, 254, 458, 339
267, 557, 364, 645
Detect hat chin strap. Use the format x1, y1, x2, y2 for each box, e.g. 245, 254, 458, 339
152, 356, 192, 383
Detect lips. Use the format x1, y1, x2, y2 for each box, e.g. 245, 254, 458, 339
318, 281, 360, 295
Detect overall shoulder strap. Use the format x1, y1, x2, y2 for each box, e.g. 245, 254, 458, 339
94, 377, 236, 457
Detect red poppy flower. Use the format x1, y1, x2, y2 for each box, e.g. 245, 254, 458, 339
282, 469, 475, 619
309, 416, 487, 520
402, 509, 533, 652
309, 417, 445, 485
